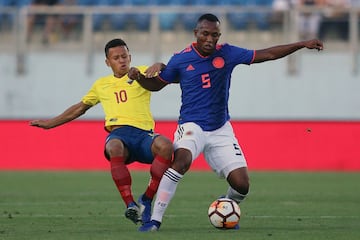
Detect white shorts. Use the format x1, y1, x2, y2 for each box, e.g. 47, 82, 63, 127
173, 121, 247, 179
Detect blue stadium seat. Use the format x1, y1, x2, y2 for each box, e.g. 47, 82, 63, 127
92, 0, 108, 31
15, 0, 32, 7
0, 0, 10, 24
226, 0, 248, 30
227, 0, 273, 31
127, 0, 151, 31
110, 0, 132, 31
77, 0, 95, 5
0, 0, 14, 7
181, 0, 220, 31
0, 0, 12, 5
0, 0, 13, 9
154, 0, 181, 31
92, 0, 129, 31
92, 0, 153, 31
0, 0, 16, 30
58, 0, 84, 39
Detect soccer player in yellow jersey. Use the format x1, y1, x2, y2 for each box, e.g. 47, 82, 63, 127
30, 38, 173, 226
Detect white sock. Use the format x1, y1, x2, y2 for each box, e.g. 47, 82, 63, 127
151, 168, 183, 222
226, 186, 247, 204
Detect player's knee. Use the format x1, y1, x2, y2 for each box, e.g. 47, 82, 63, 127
172, 161, 191, 175
106, 139, 125, 158
160, 139, 174, 159
153, 136, 174, 160
172, 148, 192, 174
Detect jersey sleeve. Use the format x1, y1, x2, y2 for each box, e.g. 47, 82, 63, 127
158, 55, 179, 84
224, 44, 255, 66
81, 81, 100, 106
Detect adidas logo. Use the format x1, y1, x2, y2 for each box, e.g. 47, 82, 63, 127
186, 64, 195, 71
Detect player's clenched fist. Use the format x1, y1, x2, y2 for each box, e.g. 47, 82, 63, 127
128, 67, 140, 81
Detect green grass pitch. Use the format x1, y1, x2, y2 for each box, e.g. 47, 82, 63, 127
1, 171, 359, 240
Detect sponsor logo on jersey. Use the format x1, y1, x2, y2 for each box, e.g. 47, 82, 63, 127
185, 131, 193, 136
186, 64, 195, 71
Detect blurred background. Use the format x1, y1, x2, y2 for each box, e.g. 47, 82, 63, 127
0, 0, 359, 120
1, 0, 359, 170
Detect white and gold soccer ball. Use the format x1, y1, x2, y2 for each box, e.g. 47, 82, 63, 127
208, 198, 241, 229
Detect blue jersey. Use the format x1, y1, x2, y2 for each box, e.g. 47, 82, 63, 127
159, 43, 255, 131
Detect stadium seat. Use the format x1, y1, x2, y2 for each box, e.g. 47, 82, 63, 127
77, 0, 95, 5
0, 0, 33, 30
58, 0, 84, 40
127, 0, 151, 31
0, 0, 12, 5
92, 0, 129, 31
0, 0, 13, 30
227, 0, 273, 31
15, 0, 32, 7
181, 0, 220, 31
92, 0, 153, 31
0, 0, 13, 9
92, 0, 108, 31
110, 0, 132, 31
154, 0, 182, 31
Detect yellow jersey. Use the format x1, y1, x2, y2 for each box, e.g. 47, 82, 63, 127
82, 66, 154, 132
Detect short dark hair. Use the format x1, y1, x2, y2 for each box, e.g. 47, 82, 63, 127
197, 13, 220, 24
105, 38, 129, 57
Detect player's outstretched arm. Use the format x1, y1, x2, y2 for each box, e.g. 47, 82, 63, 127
253, 39, 324, 63
128, 65, 167, 91
29, 102, 91, 129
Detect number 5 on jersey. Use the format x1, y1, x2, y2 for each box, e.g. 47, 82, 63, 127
202, 74, 211, 88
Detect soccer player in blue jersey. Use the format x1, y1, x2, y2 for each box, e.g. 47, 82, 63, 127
128, 13, 324, 231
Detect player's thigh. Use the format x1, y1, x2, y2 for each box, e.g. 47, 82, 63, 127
173, 122, 205, 161
204, 123, 247, 178
205, 143, 247, 179
134, 133, 157, 164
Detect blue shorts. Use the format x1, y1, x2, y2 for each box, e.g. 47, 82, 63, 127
105, 126, 158, 164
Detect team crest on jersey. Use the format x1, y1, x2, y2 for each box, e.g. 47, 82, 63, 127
109, 118, 118, 122
212, 57, 225, 69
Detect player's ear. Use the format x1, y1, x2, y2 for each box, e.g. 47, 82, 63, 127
129, 54, 132, 62
105, 58, 110, 67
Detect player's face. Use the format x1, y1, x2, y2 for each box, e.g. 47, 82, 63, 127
106, 46, 131, 78
194, 20, 221, 56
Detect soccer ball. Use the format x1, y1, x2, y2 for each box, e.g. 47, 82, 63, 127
208, 198, 241, 229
